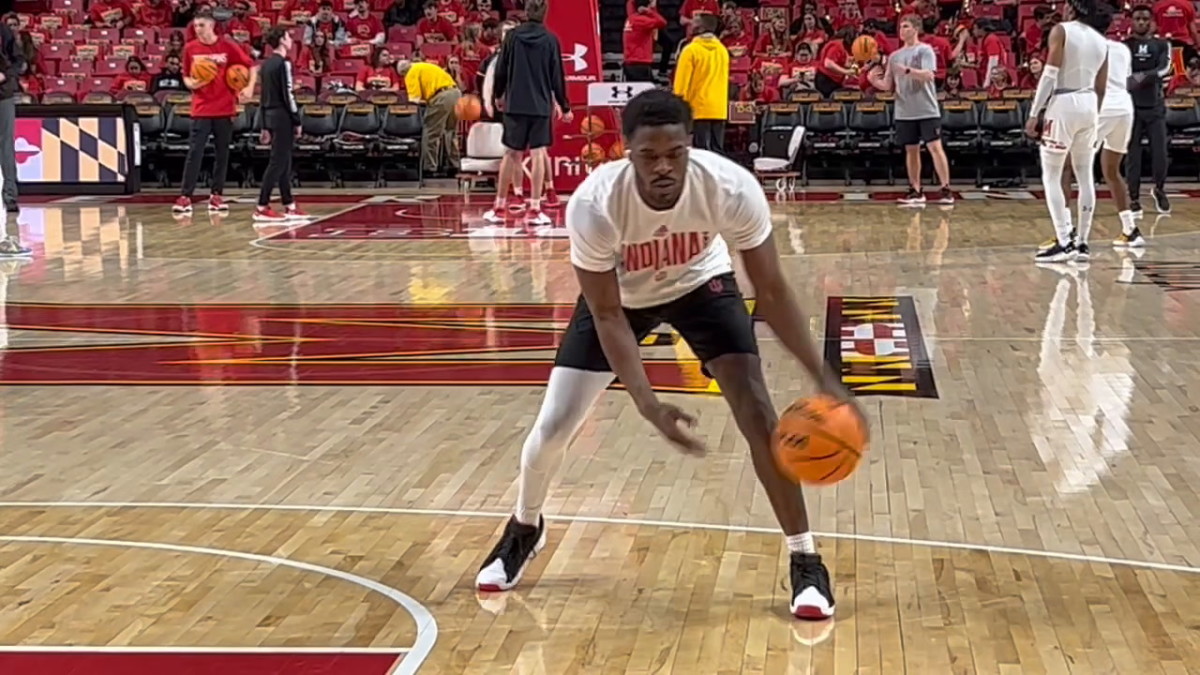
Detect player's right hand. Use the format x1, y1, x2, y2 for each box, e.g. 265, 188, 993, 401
260, 129, 271, 145
639, 402, 705, 456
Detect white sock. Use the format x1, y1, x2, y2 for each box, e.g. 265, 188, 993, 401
514, 367, 614, 526
1072, 152, 1096, 244
786, 532, 816, 554
1119, 210, 1136, 235
1040, 149, 1071, 245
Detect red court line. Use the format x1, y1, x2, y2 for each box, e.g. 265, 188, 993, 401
0, 652, 403, 675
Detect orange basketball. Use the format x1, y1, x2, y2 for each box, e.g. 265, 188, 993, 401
225, 64, 250, 91
580, 142, 605, 165
608, 139, 625, 159
455, 94, 482, 121
773, 395, 867, 485
191, 59, 219, 84
851, 35, 878, 63
580, 114, 605, 135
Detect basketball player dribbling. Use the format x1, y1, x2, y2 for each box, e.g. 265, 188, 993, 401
1025, 0, 1109, 263
476, 89, 867, 620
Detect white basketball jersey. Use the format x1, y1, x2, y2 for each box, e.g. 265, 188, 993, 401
1101, 39, 1134, 115
1058, 21, 1109, 92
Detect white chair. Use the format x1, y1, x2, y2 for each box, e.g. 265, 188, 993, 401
753, 125, 805, 197
459, 122, 505, 192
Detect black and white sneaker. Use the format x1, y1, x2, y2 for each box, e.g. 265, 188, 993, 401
790, 552, 835, 620
1113, 227, 1146, 248
1038, 228, 1076, 251
0, 235, 31, 257
475, 516, 546, 592
1152, 188, 1171, 214
898, 188, 925, 206
934, 187, 955, 205
1035, 240, 1076, 262
1075, 243, 1091, 261
1130, 199, 1143, 217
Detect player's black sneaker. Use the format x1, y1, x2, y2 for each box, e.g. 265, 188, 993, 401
790, 552, 835, 620
1113, 227, 1146, 248
475, 516, 546, 592
1152, 188, 1171, 214
1035, 240, 1076, 262
898, 188, 925, 206
935, 187, 955, 205
1075, 243, 1091, 261
1038, 228, 1076, 251
1130, 199, 1143, 216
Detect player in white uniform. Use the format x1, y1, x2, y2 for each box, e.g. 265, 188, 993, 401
1094, 12, 1147, 250
475, 89, 866, 620
1026, 0, 1109, 263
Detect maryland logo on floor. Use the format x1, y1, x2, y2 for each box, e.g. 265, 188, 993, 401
824, 296, 938, 398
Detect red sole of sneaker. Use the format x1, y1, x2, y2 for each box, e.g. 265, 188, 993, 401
793, 606, 833, 621
476, 584, 506, 593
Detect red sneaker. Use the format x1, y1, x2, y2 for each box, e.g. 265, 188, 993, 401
208, 195, 229, 212
504, 196, 526, 213
172, 196, 192, 214
285, 205, 312, 219
542, 189, 561, 209
526, 208, 551, 226
253, 206, 288, 223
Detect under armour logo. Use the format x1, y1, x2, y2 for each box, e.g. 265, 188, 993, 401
564, 43, 589, 72
611, 85, 635, 100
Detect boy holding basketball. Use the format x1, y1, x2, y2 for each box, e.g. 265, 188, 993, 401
173, 9, 257, 215
476, 89, 867, 621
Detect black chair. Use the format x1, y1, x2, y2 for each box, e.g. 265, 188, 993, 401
803, 101, 848, 182
379, 104, 424, 184
940, 100, 980, 184
978, 99, 1028, 183
846, 100, 893, 184
297, 103, 340, 153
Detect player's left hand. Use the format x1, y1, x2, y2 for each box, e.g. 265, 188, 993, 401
561, 109, 574, 124
239, 86, 253, 103
819, 381, 870, 438
1024, 116, 1040, 139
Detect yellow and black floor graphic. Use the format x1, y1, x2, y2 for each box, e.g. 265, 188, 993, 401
823, 296, 938, 398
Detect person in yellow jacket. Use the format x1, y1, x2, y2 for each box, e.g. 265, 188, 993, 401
397, 59, 462, 176
672, 14, 729, 153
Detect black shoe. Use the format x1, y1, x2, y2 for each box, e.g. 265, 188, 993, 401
1113, 227, 1146, 248
0, 235, 30, 257
1038, 228, 1076, 251
1130, 199, 1143, 216
898, 188, 925, 206
1075, 243, 1091, 261
5, 203, 17, 214
935, 187, 955, 205
790, 552, 835, 620
475, 516, 546, 592
1152, 188, 1171, 214
1035, 240, 1076, 262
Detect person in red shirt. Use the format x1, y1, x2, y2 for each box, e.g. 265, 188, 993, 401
719, 13, 753, 59
751, 51, 791, 88
1154, 0, 1200, 48
901, 0, 937, 24
356, 47, 402, 90
19, 60, 44, 100
228, 0, 264, 55
298, 30, 332, 73
454, 23, 491, 93
416, 2, 456, 47
436, 0, 465, 25
136, 0, 173, 28
479, 17, 500, 47
920, 18, 952, 83
973, 20, 1007, 89
88, 0, 136, 28
110, 56, 153, 95
346, 0, 385, 44
281, 0, 319, 24
737, 69, 781, 104
943, 68, 963, 98
831, 3, 863, 33
624, 0, 666, 81
1017, 55, 1043, 89
174, 10, 256, 215
985, 64, 1012, 98
779, 41, 817, 92
793, 12, 828, 53
462, 0, 491, 26
755, 16, 792, 56
680, 0, 718, 30
1022, 6, 1053, 57
816, 27, 855, 97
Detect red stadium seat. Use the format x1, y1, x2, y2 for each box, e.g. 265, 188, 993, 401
44, 77, 79, 95
385, 41, 414, 58
294, 73, 318, 91
110, 43, 139, 59
333, 57, 364, 73
421, 42, 452, 61
50, 0, 83, 18
57, 27, 87, 43
959, 69, 979, 89
59, 60, 94, 78
81, 77, 114, 95
144, 43, 171, 59
974, 4, 1003, 20
123, 28, 158, 44
731, 56, 751, 72
387, 25, 419, 43
95, 59, 123, 76
74, 43, 102, 60
370, 0, 390, 10
339, 43, 373, 59
90, 28, 120, 43
41, 42, 73, 61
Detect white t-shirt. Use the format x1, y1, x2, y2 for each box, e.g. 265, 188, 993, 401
1101, 40, 1134, 116
566, 149, 773, 309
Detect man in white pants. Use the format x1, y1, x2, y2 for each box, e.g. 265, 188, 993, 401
1025, 0, 1109, 263
1092, 10, 1147, 249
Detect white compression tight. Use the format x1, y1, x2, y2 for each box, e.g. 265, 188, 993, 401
515, 367, 615, 525
1041, 143, 1097, 245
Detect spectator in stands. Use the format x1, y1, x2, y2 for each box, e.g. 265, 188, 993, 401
831, 1, 863, 33
815, 27, 855, 98
1022, 6, 1053, 58
173, 0, 197, 28
921, 17, 951, 85
0, 16, 24, 215
1154, 0, 1200, 60
307, 1, 348, 45
299, 30, 332, 73
719, 0, 738, 27
986, 64, 1011, 98
680, 0, 719, 31
1018, 56, 1042, 89
417, 2, 457, 47
436, 0, 466, 25
137, 0, 172, 28
943, 67, 963, 97
780, 42, 817, 93
752, 43, 790, 88
455, 24, 490, 93
357, 47, 401, 90
973, 20, 1007, 90
348, 0, 386, 44
462, 0, 490, 26
396, 58, 462, 176
902, 0, 937, 25
385, 0, 423, 27
625, 0, 667, 82
756, 16, 792, 57
19, 60, 42, 100
674, 13, 728, 152
112, 56, 152, 95
88, 0, 136, 28
719, 14, 753, 59
480, 18, 501, 47
283, 0, 320, 24
229, 0, 265, 56
168, 31, 186, 53
794, 12, 829, 52
152, 52, 187, 93
738, 68, 780, 105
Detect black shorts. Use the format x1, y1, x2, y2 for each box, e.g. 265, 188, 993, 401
895, 117, 942, 147
554, 273, 758, 374
502, 112, 552, 150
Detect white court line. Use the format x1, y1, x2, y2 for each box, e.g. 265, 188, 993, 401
0, 534, 436, 674
2, 501, 1199, 576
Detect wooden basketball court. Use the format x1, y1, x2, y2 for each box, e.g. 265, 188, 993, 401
2, 189, 1200, 674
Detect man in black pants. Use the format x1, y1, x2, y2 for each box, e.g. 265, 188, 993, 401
254, 27, 310, 223
1126, 5, 1172, 215
0, 20, 24, 217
